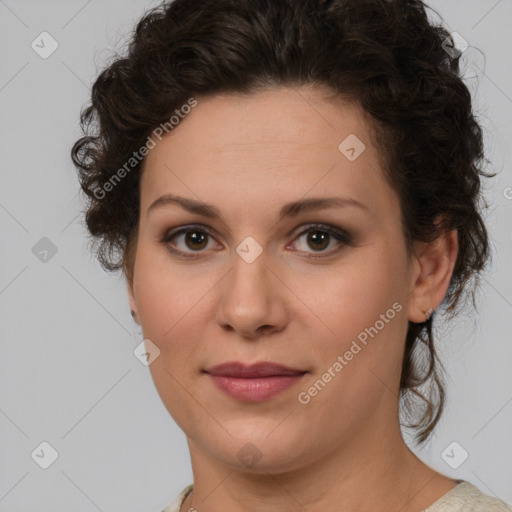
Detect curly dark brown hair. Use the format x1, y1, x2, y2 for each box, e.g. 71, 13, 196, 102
71, 0, 494, 444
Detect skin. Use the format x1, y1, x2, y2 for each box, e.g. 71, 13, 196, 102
127, 86, 459, 512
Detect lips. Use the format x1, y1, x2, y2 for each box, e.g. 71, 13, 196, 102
204, 361, 306, 378
203, 362, 307, 402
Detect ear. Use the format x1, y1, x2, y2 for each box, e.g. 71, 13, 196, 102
127, 281, 140, 325
407, 217, 458, 324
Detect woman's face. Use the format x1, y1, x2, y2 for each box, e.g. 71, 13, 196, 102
129, 86, 421, 472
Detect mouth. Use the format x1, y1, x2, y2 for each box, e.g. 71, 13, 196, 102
203, 361, 307, 402
204, 361, 306, 378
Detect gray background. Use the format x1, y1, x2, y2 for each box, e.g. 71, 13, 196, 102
0, 0, 511, 510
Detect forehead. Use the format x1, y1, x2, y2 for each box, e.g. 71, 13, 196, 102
140, 86, 398, 222
144, 86, 371, 161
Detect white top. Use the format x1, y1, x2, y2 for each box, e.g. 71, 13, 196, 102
161, 481, 512, 512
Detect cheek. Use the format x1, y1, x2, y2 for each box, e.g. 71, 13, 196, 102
133, 243, 216, 369
313, 250, 404, 330
301, 246, 408, 384
133, 248, 207, 424
134, 244, 192, 333
296, 267, 407, 433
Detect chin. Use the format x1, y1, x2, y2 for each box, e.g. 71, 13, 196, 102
203, 427, 314, 474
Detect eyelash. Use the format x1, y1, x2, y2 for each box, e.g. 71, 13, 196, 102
161, 223, 353, 260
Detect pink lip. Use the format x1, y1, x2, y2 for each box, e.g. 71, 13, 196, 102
204, 362, 307, 402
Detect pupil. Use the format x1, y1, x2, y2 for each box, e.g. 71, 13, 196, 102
308, 231, 329, 250
186, 231, 207, 250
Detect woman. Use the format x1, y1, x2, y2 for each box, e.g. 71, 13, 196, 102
71, 0, 512, 510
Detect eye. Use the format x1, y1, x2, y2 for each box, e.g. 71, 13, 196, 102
289, 224, 352, 257
161, 225, 220, 258
161, 223, 352, 260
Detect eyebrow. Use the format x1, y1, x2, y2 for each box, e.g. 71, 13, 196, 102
147, 194, 369, 220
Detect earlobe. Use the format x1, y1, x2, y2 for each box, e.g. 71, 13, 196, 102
127, 283, 140, 324
407, 223, 458, 324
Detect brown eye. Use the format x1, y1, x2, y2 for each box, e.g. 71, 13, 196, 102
183, 230, 208, 250
306, 230, 330, 251
162, 226, 217, 258
291, 224, 352, 257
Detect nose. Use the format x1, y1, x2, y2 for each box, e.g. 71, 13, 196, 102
215, 249, 290, 340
